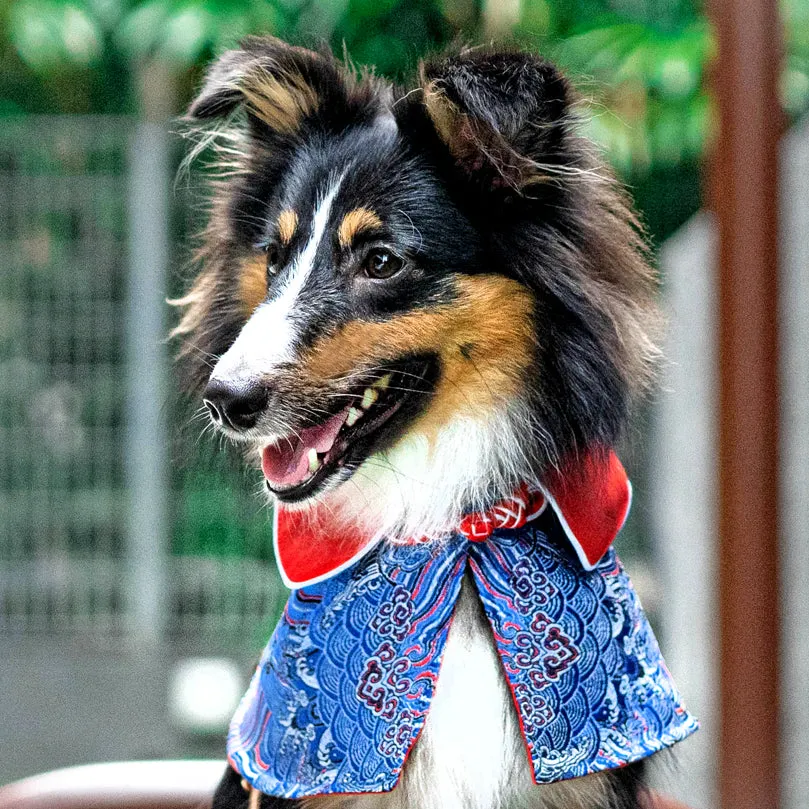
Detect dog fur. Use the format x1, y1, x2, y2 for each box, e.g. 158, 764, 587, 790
173, 37, 662, 809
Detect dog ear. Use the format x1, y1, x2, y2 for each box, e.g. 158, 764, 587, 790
419, 49, 571, 189
187, 37, 337, 136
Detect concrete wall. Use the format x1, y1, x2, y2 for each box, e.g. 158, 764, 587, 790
651, 118, 809, 809
0, 636, 239, 784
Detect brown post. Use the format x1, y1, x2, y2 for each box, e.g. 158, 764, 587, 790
708, 1, 783, 808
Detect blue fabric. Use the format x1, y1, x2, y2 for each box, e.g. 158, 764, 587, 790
227, 514, 698, 798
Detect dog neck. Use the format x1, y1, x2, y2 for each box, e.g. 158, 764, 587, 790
312, 406, 539, 544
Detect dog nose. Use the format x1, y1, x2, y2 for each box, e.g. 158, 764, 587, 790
203, 379, 268, 431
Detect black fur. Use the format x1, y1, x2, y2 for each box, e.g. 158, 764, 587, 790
211, 765, 295, 809
178, 37, 662, 809
175, 40, 659, 475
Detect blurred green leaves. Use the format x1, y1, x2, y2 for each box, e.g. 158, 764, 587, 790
10, 2, 102, 70
551, 19, 712, 172
2, 0, 808, 172
1, 0, 805, 271
115, 1, 282, 64
785, 0, 809, 115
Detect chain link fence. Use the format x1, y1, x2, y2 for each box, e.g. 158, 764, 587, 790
0, 115, 284, 646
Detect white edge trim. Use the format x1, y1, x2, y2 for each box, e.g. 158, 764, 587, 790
272, 507, 385, 590
525, 495, 549, 523
537, 479, 633, 572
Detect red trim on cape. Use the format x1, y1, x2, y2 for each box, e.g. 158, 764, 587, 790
273, 507, 381, 590
539, 449, 632, 571
273, 447, 631, 587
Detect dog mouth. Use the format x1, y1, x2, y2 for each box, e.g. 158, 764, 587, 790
261, 357, 437, 502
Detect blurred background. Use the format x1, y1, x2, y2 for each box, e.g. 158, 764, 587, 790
0, 1, 807, 808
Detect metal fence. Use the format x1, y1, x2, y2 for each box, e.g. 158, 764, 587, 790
0, 116, 284, 646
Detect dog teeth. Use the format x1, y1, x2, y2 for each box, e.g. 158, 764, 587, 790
346, 406, 363, 426
307, 447, 320, 474
373, 373, 392, 391
361, 387, 378, 409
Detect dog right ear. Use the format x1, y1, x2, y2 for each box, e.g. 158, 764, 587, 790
418, 48, 572, 191
186, 37, 331, 136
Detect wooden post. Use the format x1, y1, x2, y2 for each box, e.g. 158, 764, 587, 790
708, 1, 783, 808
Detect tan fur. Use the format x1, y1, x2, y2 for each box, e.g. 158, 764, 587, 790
421, 81, 472, 163
278, 209, 298, 245
242, 68, 319, 134
168, 269, 217, 340
301, 274, 535, 440
169, 194, 235, 351
421, 78, 549, 189
337, 208, 383, 247
239, 255, 268, 315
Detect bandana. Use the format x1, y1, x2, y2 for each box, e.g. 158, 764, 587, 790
227, 451, 697, 798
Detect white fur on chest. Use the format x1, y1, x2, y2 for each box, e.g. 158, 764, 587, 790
302, 577, 610, 809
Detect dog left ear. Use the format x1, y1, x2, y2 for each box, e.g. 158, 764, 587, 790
419, 48, 571, 190
187, 38, 328, 131
186, 37, 381, 140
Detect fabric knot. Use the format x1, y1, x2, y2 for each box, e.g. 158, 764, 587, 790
458, 485, 546, 542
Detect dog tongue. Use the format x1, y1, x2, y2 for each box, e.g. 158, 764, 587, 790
262, 407, 349, 488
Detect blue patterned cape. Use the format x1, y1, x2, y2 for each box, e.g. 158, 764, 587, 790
227, 513, 698, 798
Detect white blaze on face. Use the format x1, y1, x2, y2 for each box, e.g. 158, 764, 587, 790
209, 175, 344, 388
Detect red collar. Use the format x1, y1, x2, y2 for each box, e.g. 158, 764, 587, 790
274, 449, 631, 589
457, 484, 547, 541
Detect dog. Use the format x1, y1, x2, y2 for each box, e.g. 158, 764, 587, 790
172, 37, 690, 809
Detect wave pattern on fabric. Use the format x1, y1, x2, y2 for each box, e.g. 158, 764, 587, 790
227, 516, 698, 798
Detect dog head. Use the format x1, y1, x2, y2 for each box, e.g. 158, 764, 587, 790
173, 38, 661, 541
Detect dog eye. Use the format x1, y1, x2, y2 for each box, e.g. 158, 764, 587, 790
361, 249, 403, 280
265, 243, 280, 277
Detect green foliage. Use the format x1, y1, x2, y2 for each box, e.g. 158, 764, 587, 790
785, 0, 809, 115
550, 19, 711, 171
2, 0, 807, 169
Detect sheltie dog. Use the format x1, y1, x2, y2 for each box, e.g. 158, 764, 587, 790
173, 37, 663, 809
